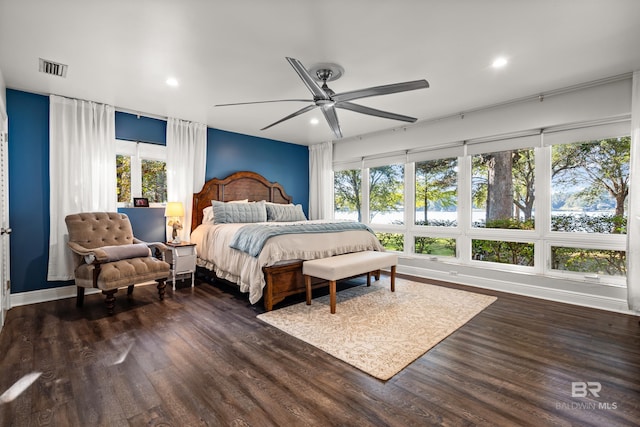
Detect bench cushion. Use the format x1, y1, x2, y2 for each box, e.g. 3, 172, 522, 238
303, 251, 397, 281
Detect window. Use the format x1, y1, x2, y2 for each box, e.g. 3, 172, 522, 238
551, 137, 629, 234
471, 148, 535, 229
415, 157, 457, 227
369, 164, 404, 225
331, 119, 631, 287
334, 169, 362, 221
472, 239, 534, 266
116, 141, 167, 206
415, 236, 456, 257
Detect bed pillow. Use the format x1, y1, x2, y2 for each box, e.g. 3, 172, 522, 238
212, 200, 267, 224
202, 199, 249, 224
266, 203, 307, 222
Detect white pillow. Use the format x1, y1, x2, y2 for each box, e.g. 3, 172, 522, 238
202, 199, 248, 224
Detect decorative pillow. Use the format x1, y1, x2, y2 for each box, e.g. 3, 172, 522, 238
212, 200, 267, 224
203, 199, 249, 224
266, 203, 307, 222
84, 243, 151, 263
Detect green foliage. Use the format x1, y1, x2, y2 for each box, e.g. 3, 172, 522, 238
551, 214, 626, 234
141, 159, 167, 203
375, 232, 404, 251
116, 155, 131, 203
472, 240, 534, 266
415, 158, 457, 223
334, 169, 362, 221
370, 165, 404, 223
415, 219, 457, 227
551, 247, 626, 276
414, 237, 456, 256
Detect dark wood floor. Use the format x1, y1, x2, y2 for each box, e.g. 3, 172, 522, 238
0, 273, 638, 427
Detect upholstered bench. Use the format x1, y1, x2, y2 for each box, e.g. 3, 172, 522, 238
303, 251, 398, 314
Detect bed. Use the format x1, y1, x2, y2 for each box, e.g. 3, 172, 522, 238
190, 171, 384, 311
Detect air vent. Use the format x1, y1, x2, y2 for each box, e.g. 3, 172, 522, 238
39, 58, 68, 78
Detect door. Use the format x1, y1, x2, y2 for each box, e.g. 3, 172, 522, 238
0, 110, 9, 329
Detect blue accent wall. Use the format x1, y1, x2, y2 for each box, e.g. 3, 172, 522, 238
115, 111, 166, 145
6, 89, 310, 294
7, 90, 59, 292
206, 129, 309, 213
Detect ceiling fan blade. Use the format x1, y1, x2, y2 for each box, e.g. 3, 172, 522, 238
215, 99, 312, 107
321, 105, 342, 139
260, 104, 318, 131
332, 79, 429, 103
336, 101, 417, 123
286, 57, 329, 100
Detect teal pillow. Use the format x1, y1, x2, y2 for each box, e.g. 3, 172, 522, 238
266, 203, 307, 222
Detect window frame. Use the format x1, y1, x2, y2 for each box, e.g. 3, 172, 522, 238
116, 140, 167, 208
332, 120, 631, 288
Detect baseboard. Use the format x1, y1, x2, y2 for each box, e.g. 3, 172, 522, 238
9, 281, 157, 308
9, 270, 636, 317
398, 265, 636, 315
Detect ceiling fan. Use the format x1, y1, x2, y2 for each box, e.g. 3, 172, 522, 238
215, 57, 429, 139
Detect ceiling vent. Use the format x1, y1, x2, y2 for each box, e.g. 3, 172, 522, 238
39, 58, 68, 78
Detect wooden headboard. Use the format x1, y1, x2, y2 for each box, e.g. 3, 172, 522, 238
191, 171, 293, 231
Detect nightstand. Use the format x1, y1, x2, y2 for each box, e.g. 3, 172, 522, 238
164, 242, 197, 291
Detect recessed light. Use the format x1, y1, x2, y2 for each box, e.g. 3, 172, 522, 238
310, 118, 319, 125
166, 77, 179, 87
492, 57, 508, 68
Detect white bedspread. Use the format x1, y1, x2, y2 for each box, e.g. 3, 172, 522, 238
190, 220, 384, 304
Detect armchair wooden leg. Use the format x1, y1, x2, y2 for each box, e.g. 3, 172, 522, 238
156, 279, 166, 301
102, 289, 117, 315
76, 287, 85, 307
127, 285, 134, 296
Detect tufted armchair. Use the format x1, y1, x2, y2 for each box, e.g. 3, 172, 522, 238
65, 212, 171, 315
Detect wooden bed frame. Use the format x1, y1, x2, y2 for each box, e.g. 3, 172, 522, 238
191, 171, 323, 311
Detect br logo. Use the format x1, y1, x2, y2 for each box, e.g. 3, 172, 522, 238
571, 382, 601, 398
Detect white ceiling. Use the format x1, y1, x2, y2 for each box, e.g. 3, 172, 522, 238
1, 0, 639, 146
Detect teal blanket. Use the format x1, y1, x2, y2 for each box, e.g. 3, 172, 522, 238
229, 221, 374, 257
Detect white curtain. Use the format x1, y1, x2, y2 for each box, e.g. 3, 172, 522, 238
628, 71, 640, 312
47, 95, 116, 280
166, 117, 207, 241
308, 141, 333, 220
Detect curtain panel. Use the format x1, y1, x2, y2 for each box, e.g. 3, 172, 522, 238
47, 95, 116, 280
308, 141, 333, 220
166, 118, 207, 241
628, 71, 640, 312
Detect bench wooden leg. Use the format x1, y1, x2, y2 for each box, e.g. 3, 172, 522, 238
305, 274, 312, 305
366, 272, 371, 286
390, 265, 396, 292
330, 280, 337, 314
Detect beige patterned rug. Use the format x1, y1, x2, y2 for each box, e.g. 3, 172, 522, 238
257, 278, 497, 380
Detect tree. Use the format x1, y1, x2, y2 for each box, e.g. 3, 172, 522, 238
334, 169, 362, 221
512, 149, 535, 220
415, 158, 457, 224
369, 165, 404, 223
141, 159, 167, 203
552, 137, 630, 233
116, 154, 131, 203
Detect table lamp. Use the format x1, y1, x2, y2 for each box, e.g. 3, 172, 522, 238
165, 201, 184, 243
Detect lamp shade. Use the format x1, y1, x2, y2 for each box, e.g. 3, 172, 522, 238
165, 201, 184, 217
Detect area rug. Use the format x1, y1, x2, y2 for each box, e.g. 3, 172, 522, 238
257, 278, 497, 380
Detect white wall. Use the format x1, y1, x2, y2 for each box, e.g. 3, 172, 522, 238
334, 76, 632, 162
333, 75, 635, 314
